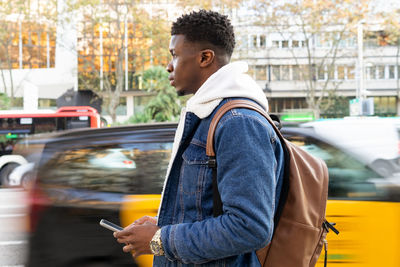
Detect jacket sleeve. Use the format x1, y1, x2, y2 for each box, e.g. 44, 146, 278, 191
160, 113, 284, 264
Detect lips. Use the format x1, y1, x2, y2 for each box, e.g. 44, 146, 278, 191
169, 76, 175, 86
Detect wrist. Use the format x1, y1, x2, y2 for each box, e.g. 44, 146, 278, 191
150, 228, 164, 256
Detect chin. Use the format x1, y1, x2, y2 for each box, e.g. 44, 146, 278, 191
176, 87, 188, 96
176, 87, 196, 97
177, 90, 186, 97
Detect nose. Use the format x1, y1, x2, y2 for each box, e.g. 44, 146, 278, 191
166, 61, 173, 73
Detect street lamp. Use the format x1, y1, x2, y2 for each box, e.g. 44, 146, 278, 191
263, 82, 271, 92
350, 20, 373, 116
357, 20, 365, 100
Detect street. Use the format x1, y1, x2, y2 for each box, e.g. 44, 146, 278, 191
0, 188, 29, 267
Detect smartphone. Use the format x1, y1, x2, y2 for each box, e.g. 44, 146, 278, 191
99, 219, 124, 232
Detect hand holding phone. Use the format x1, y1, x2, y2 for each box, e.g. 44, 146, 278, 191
99, 219, 124, 232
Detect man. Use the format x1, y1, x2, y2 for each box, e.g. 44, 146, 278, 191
114, 10, 285, 266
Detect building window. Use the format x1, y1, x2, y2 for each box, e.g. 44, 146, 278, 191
271, 65, 292, 81
268, 97, 307, 114
388, 65, 395, 79
271, 65, 281, 81
237, 35, 248, 50
282, 40, 289, 48
0, 21, 55, 70
292, 65, 301, 80
292, 65, 308, 80
38, 99, 57, 109
247, 65, 256, 78
366, 65, 375, 80
255, 65, 267, 80
133, 95, 153, 115
281, 65, 290, 80
374, 96, 397, 116
250, 35, 266, 48
377, 65, 385, 79
347, 66, 355, 80
317, 66, 326, 80
327, 67, 334, 80
315, 33, 329, 48
292, 40, 301, 48
252, 35, 258, 47
365, 31, 393, 47
260, 35, 266, 48
337, 65, 345, 80
398, 65, 400, 79
272, 40, 280, 48
116, 97, 127, 116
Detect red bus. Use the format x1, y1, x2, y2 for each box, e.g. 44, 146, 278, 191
0, 106, 102, 185
0, 106, 101, 137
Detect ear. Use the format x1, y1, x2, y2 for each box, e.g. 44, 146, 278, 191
199, 49, 215, 67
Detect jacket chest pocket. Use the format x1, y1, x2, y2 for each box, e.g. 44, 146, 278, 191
180, 143, 209, 195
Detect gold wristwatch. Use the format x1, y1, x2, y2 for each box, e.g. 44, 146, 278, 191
150, 228, 165, 256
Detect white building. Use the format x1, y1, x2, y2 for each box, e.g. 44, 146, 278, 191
230, 8, 400, 118
0, 0, 78, 111
1, 0, 399, 119
0, 0, 180, 123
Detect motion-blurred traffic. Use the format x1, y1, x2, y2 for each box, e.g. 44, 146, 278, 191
2, 117, 400, 266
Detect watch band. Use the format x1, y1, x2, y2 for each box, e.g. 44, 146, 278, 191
150, 228, 165, 256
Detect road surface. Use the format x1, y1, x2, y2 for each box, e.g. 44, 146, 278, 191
0, 188, 29, 267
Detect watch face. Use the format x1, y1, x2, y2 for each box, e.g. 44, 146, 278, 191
151, 241, 160, 254
150, 229, 163, 256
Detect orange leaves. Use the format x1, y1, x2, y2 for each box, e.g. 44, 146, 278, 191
176, 0, 244, 12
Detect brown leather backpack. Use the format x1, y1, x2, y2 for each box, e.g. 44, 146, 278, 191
206, 100, 338, 267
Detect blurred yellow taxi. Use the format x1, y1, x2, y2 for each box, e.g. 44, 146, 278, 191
121, 125, 400, 267
26, 122, 400, 267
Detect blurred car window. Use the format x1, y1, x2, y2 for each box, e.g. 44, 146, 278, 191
39, 142, 172, 194
301, 118, 400, 177
27, 124, 176, 267
286, 133, 385, 200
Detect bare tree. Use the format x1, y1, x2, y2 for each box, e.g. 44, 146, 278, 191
249, 0, 372, 119
0, 0, 57, 108
0, 1, 24, 106
381, 9, 400, 115
66, 0, 170, 123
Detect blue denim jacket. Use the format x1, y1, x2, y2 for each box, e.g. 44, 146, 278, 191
155, 99, 285, 266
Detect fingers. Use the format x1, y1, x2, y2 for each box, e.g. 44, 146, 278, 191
123, 243, 134, 253
114, 227, 133, 241
122, 244, 144, 258
132, 250, 143, 258
113, 230, 127, 239
113, 222, 159, 258
115, 216, 156, 240
116, 236, 128, 244
122, 243, 146, 258
134, 216, 157, 225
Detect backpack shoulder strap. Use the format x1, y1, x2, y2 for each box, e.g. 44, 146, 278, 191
206, 99, 282, 158
206, 99, 289, 217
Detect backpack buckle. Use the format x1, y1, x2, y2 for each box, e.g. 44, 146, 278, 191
323, 220, 339, 235
208, 157, 217, 168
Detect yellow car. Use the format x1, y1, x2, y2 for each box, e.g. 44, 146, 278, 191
27, 122, 400, 266
121, 126, 400, 267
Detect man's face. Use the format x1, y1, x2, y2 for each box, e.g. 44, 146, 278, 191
166, 35, 203, 96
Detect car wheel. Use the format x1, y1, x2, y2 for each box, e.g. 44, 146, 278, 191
0, 163, 19, 186
21, 172, 35, 189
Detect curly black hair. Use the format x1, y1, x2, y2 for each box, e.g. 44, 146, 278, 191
171, 10, 235, 58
